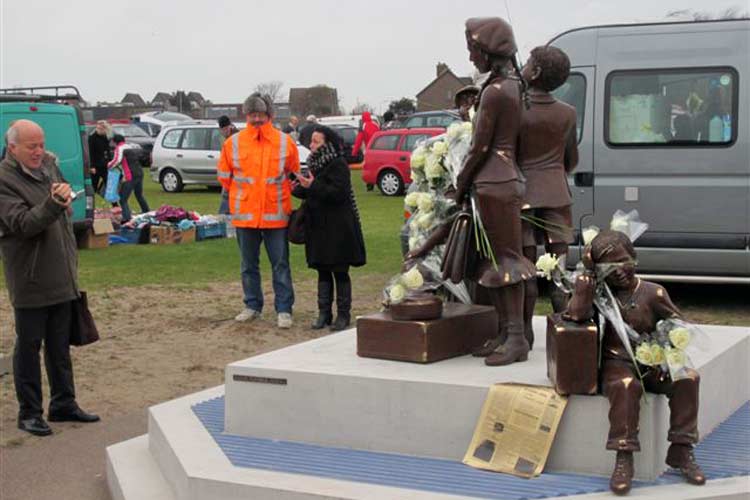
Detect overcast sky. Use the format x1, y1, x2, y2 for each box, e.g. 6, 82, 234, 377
1, 0, 745, 113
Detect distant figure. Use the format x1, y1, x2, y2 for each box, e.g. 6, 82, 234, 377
454, 85, 480, 122
298, 114, 318, 149
88, 120, 112, 193
351, 111, 380, 158
217, 116, 239, 214
282, 115, 300, 141
381, 110, 397, 130
0, 119, 100, 437
108, 134, 142, 222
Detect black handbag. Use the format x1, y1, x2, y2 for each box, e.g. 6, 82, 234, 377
70, 291, 100, 346
287, 203, 306, 244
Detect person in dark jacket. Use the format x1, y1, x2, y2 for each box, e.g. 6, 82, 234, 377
109, 134, 150, 222
0, 119, 99, 436
292, 126, 366, 331
217, 116, 239, 215
88, 120, 111, 193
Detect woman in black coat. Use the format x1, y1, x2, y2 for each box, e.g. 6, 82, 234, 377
293, 126, 366, 331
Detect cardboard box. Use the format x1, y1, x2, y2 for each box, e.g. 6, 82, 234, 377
79, 218, 115, 249
356, 303, 498, 363
149, 225, 195, 245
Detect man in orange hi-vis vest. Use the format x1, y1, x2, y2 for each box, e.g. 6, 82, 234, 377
217, 93, 300, 328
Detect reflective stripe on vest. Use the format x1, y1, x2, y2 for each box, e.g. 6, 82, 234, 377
217, 171, 231, 179
231, 134, 251, 218
262, 133, 288, 222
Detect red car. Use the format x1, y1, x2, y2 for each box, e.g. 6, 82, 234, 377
361, 128, 444, 196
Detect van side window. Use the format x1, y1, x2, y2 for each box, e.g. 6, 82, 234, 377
162, 129, 183, 149
552, 73, 586, 143
606, 68, 737, 146
371, 135, 400, 150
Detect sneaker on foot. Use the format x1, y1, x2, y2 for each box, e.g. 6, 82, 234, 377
277, 312, 293, 329
235, 308, 261, 322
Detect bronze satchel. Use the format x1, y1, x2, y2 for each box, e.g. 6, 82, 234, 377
287, 203, 306, 244
441, 211, 473, 284
70, 291, 100, 346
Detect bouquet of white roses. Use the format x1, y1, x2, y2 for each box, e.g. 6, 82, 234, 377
384, 265, 426, 305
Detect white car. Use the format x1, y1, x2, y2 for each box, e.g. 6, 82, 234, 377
131, 111, 193, 137
150, 121, 309, 192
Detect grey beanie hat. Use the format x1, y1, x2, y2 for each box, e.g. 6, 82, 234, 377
243, 93, 274, 117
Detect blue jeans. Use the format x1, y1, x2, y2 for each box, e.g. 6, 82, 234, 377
236, 227, 294, 313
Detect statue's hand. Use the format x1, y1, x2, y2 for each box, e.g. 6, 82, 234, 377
581, 245, 595, 271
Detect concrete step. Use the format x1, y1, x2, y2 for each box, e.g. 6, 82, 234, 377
107, 383, 749, 500
106, 434, 176, 500
224, 317, 750, 480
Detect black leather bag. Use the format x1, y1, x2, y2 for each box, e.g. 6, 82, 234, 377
287, 203, 306, 244
70, 291, 100, 347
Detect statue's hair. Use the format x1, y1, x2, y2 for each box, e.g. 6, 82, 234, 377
530, 46, 571, 92
590, 230, 636, 263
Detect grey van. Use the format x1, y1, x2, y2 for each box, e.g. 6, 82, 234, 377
549, 19, 749, 283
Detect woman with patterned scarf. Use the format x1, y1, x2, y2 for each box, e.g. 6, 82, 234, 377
292, 126, 366, 331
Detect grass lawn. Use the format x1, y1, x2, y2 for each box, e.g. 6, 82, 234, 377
2, 173, 406, 290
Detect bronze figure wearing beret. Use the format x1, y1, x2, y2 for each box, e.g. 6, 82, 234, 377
517, 46, 579, 349
566, 231, 705, 495
457, 17, 535, 366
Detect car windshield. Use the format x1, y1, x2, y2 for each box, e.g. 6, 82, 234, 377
113, 124, 150, 137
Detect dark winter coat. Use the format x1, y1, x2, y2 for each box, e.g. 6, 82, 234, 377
88, 132, 111, 169
292, 156, 366, 270
0, 153, 79, 308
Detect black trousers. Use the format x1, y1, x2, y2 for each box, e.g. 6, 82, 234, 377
13, 301, 77, 419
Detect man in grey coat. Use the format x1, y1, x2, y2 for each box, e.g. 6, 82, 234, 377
0, 120, 99, 436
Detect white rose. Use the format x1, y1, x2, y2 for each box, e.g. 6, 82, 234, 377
650, 343, 666, 365
417, 212, 434, 229
417, 193, 434, 213
425, 155, 444, 179
389, 283, 407, 303
535, 253, 560, 279
635, 343, 654, 366
668, 327, 691, 351
665, 348, 686, 371
431, 141, 448, 156
404, 192, 420, 208
582, 226, 600, 245
446, 123, 462, 141
411, 147, 426, 169
408, 236, 419, 250
461, 121, 473, 135
610, 215, 629, 234
402, 267, 424, 289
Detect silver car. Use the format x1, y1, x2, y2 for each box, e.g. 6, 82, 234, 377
151, 121, 308, 192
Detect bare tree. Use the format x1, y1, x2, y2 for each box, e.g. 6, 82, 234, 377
254, 81, 284, 103
666, 6, 748, 21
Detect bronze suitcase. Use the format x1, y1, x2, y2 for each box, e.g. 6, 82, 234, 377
357, 303, 497, 363
546, 313, 599, 395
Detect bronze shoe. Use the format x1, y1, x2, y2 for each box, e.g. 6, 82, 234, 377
484, 337, 529, 366
472, 337, 501, 357
609, 451, 634, 496
666, 444, 706, 485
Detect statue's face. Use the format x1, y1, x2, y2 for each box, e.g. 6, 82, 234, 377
467, 42, 490, 73
599, 244, 637, 290
520, 56, 540, 85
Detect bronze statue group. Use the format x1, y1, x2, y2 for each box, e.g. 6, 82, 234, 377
405, 17, 705, 496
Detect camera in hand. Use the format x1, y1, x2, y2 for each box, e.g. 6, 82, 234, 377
288, 172, 298, 182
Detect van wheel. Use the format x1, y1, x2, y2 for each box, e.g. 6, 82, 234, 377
377, 170, 404, 196
160, 168, 184, 193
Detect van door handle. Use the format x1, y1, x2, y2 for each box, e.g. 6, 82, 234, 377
176, 154, 183, 158
207, 154, 215, 159
574, 172, 594, 187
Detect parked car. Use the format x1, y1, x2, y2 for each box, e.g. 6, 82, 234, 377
151, 121, 309, 192
0, 85, 94, 235
549, 18, 749, 282
399, 110, 461, 129
111, 123, 154, 166
361, 128, 444, 196
131, 111, 193, 137
328, 124, 364, 164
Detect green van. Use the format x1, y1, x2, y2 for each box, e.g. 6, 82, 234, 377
0, 86, 94, 234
